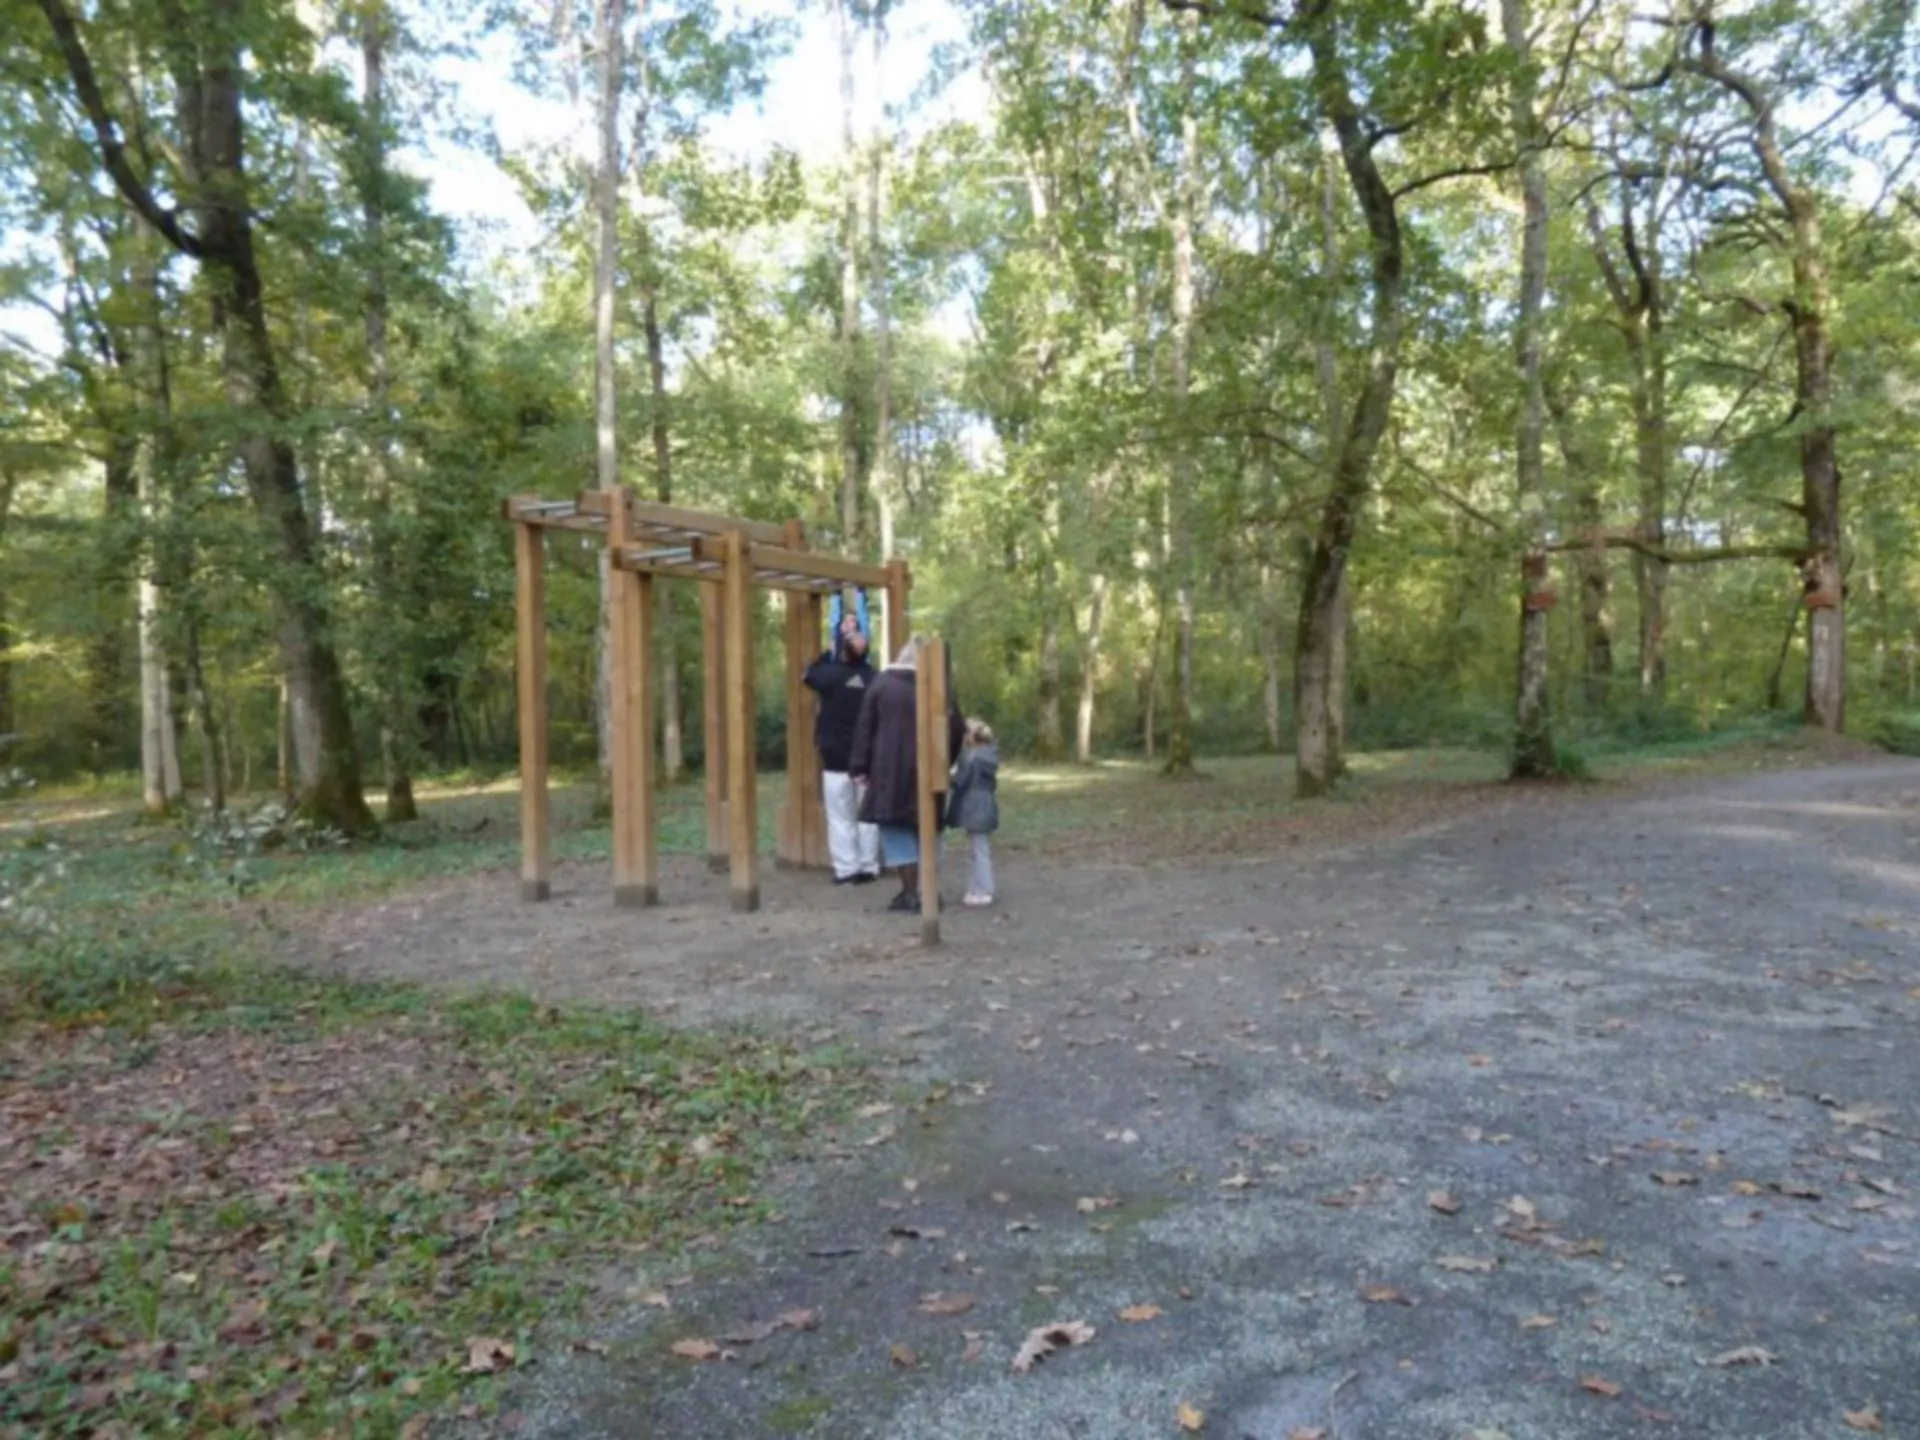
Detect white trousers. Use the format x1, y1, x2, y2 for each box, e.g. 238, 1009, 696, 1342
823, 770, 880, 879
968, 833, 994, 899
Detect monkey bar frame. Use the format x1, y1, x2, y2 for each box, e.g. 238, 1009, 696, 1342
504, 491, 910, 912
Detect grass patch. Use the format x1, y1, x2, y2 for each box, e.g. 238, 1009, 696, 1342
1, 788, 870, 1438
0, 975, 861, 1438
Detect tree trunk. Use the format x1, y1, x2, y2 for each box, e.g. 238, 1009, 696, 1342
1261, 563, 1283, 753
184, 617, 223, 813
1629, 328, 1670, 699
0, 470, 15, 742
834, 0, 865, 554
590, 0, 626, 811
1037, 594, 1063, 759
1076, 573, 1107, 764
136, 436, 181, 815
641, 280, 684, 781
1546, 378, 1614, 708
360, 0, 417, 822
868, 11, 895, 563
1312, 127, 1350, 780
88, 444, 137, 772
35, 0, 378, 827
1791, 277, 1843, 731
1140, 609, 1163, 763
1764, 589, 1799, 711
1504, 0, 1555, 778
1296, 0, 1404, 798
1689, 24, 1843, 730
1582, 182, 1670, 700
129, 216, 184, 814
1162, 11, 1200, 777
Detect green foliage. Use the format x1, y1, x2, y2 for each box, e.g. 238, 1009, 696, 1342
1869, 710, 1920, 756
2, 0, 1917, 811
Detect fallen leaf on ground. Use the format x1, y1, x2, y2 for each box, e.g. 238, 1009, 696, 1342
1651, 1171, 1699, 1187
1772, 1182, 1821, 1201
464, 1336, 516, 1373
1177, 1400, 1207, 1432
1436, 1255, 1500, 1273
961, 1337, 984, 1363
1427, 1190, 1462, 1215
888, 1225, 947, 1240
1730, 1179, 1765, 1196
778, 1308, 820, 1331
889, 1342, 919, 1369
1519, 1314, 1558, 1330
570, 1339, 609, 1356
1702, 1346, 1776, 1368
669, 1338, 729, 1362
917, 1293, 977, 1317
1286, 1429, 1326, 1440
1360, 1284, 1414, 1305
1842, 1407, 1883, 1432
638, 1289, 673, 1308
1077, 1196, 1119, 1213
856, 1102, 894, 1119
1117, 1303, 1163, 1322
1011, 1320, 1095, 1373
1220, 1173, 1259, 1190
1578, 1374, 1623, 1398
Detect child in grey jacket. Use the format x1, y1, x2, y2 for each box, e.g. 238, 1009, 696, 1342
947, 719, 1000, 907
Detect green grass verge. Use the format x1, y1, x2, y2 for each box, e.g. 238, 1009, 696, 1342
0, 798, 868, 1438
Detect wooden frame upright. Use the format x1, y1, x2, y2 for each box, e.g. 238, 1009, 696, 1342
504, 491, 901, 913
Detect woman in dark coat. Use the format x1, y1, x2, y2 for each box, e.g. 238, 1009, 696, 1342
848, 636, 966, 914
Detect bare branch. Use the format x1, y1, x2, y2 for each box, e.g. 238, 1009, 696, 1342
31, 0, 206, 260
1546, 533, 1807, 565
1391, 156, 1516, 201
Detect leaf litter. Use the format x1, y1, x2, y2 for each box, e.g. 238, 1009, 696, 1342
0, 995, 863, 1436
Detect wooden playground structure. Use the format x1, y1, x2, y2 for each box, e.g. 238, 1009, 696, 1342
505, 490, 952, 942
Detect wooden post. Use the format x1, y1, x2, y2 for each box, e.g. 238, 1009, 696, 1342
917, 635, 949, 946
514, 521, 551, 902
799, 590, 830, 868
610, 497, 658, 907
886, 558, 911, 663
722, 527, 759, 912
701, 581, 728, 873
778, 521, 809, 869
779, 592, 807, 867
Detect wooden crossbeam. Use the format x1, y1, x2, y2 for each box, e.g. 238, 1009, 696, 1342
577, 489, 790, 545
690, 537, 893, 590
502, 496, 607, 532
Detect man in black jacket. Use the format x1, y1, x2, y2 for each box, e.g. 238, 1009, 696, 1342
804, 613, 880, 884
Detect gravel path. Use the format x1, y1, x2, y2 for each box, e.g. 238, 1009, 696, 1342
349, 760, 1920, 1440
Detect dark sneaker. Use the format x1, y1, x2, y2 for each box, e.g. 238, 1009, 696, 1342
886, 890, 919, 913
851, 872, 879, 885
